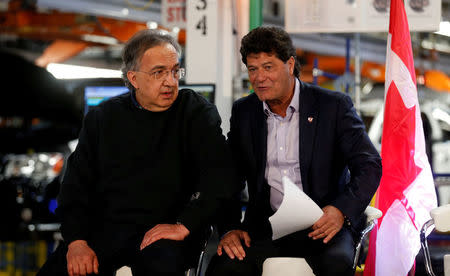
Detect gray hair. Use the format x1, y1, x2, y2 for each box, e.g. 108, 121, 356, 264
121, 29, 181, 91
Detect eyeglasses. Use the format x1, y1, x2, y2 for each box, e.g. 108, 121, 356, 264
136, 68, 185, 81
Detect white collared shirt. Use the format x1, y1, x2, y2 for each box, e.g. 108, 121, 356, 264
263, 78, 303, 211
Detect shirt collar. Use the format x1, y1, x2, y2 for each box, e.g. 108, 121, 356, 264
263, 78, 300, 116
131, 90, 144, 110
291, 78, 300, 112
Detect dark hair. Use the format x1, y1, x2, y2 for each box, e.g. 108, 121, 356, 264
240, 26, 300, 77
121, 29, 181, 91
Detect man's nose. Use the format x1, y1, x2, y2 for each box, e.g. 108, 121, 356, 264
163, 71, 178, 85
255, 69, 267, 82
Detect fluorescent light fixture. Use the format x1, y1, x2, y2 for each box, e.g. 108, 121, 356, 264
435, 21, 450, 37
121, 8, 129, 16
81, 34, 119, 45
47, 63, 122, 79
421, 39, 450, 53
147, 21, 158, 29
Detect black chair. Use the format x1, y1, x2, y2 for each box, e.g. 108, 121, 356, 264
185, 225, 214, 276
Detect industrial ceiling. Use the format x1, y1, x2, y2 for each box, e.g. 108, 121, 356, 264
0, 0, 449, 79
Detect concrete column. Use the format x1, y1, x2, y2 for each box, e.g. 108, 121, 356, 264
215, 0, 234, 134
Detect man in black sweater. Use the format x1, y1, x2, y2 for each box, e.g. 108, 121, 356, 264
38, 29, 237, 276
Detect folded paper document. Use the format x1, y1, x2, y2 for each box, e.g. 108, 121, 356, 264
269, 176, 323, 240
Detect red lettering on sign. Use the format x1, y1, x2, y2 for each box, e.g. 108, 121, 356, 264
168, 7, 174, 22
167, 6, 186, 22
175, 7, 182, 21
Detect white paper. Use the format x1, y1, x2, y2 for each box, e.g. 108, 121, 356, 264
268, 176, 323, 240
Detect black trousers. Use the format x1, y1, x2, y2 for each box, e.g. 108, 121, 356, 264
205, 227, 355, 276
37, 231, 190, 276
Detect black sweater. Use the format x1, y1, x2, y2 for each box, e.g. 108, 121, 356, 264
57, 89, 237, 245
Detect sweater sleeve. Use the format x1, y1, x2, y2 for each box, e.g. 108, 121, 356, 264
176, 103, 240, 234
56, 108, 99, 245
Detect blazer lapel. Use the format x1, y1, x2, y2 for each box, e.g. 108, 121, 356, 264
251, 98, 268, 196
299, 81, 319, 195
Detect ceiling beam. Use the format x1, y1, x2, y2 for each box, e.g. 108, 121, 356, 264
36, 0, 161, 23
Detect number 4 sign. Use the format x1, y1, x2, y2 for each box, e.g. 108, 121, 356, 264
186, 0, 218, 83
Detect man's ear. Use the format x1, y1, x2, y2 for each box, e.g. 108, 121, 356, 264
288, 56, 295, 76
127, 71, 138, 89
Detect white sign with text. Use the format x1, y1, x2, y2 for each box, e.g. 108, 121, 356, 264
186, 0, 218, 83
285, 0, 441, 33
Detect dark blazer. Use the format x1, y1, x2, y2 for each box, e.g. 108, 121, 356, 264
223, 80, 382, 240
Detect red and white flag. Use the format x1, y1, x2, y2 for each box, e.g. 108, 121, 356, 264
364, 0, 438, 275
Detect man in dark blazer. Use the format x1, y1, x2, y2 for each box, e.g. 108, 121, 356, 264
206, 26, 382, 276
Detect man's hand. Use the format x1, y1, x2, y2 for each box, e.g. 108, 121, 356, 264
140, 223, 190, 250
217, 230, 251, 261
308, 205, 344, 244
66, 240, 99, 276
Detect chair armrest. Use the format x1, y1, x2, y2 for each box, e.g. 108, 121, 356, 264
430, 204, 450, 232
353, 206, 382, 270
364, 206, 382, 223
